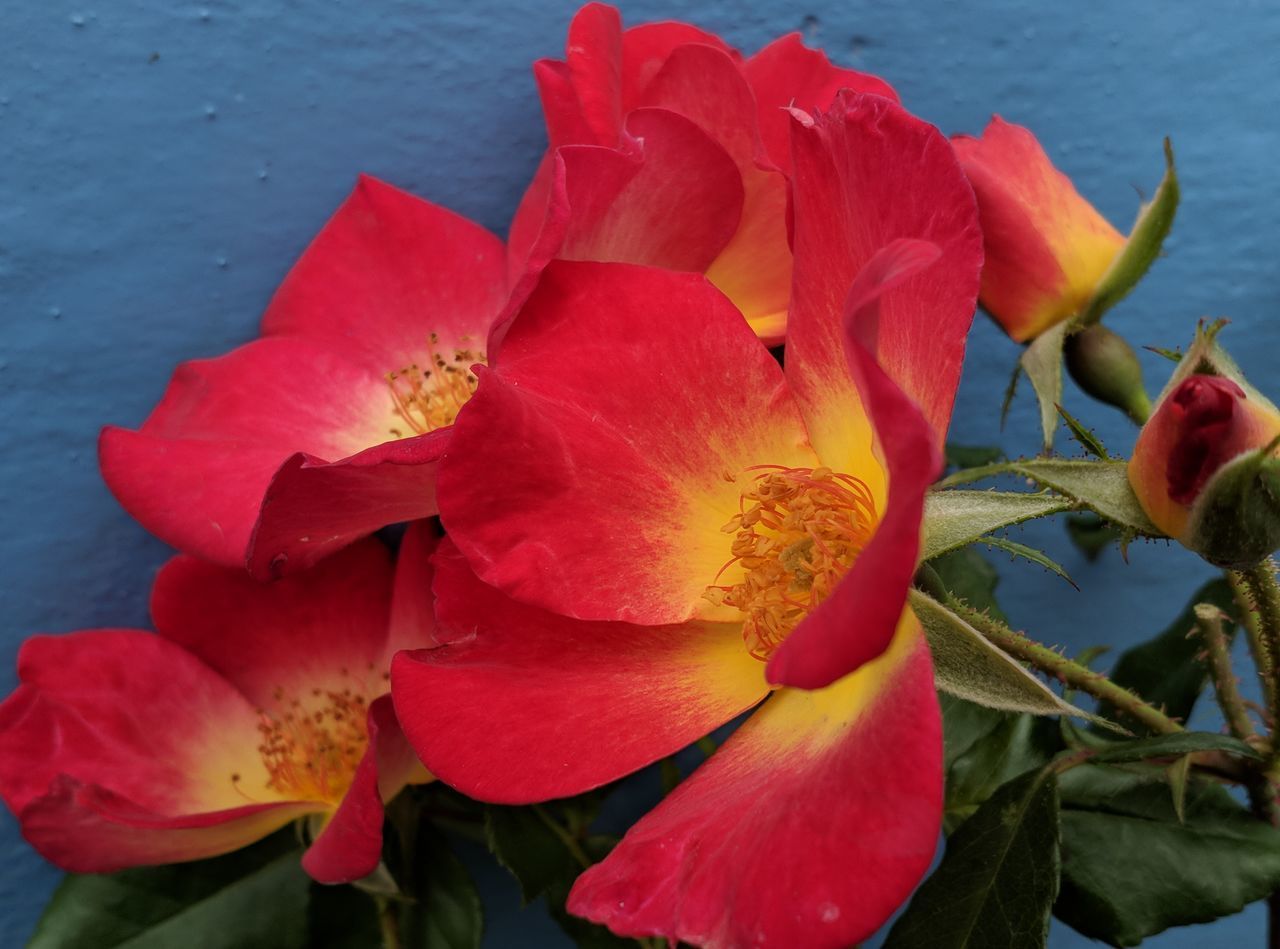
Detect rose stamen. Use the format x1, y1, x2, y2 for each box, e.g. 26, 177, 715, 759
386, 332, 486, 437
705, 466, 876, 661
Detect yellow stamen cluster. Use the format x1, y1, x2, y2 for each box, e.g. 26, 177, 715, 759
246, 685, 371, 804
387, 333, 485, 436
705, 466, 877, 661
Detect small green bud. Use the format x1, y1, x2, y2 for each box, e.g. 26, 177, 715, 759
1064, 324, 1152, 424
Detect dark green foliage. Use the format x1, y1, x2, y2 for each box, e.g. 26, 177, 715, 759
1055, 765, 1280, 946
887, 767, 1061, 948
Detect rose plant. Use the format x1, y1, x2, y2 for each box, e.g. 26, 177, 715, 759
9, 6, 1280, 949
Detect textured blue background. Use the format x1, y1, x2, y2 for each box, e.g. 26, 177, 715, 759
3, 1, 1278, 945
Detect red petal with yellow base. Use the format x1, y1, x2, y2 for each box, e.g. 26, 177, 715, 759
767, 240, 945, 690
437, 260, 815, 626
0, 630, 313, 871
0, 541, 428, 880
391, 539, 769, 803
568, 620, 942, 949
785, 92, 982, 460
952, 117, 1125, 342
101, 176, 504, 572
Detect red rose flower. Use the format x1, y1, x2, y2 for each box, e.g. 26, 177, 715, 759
0, 528, 437, 883
508, 2, 898, 345
100, 178, 508, 577
393, 93, 981, 947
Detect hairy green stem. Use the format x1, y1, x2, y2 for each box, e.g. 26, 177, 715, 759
963, 608, 1183, 734
1195, 603, 1257, 741
1232, 561, 1280, 747
1229, 567, 1279, 720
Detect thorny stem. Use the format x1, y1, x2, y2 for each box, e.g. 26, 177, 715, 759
1225, 560, 1280, 949
1228, 568, 1279, 717
1195, 603, 1257, 741
961, 605, 1184, 735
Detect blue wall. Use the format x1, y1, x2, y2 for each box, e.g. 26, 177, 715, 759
3, 1, 1277, 944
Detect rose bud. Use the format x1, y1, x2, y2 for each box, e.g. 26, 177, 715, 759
1130, 373, 1280, 566
953, 117, 1126, 343
1063, 324, 1152, 424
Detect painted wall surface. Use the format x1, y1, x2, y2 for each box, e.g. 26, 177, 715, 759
2, 1, 1277, 945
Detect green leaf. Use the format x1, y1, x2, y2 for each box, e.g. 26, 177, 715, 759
1086, 731, 1261, 764
1055, 765, 1280, 946
1098, 579, 1236, 732
980, 536, 1077, 589
400, 823, 484, 949
946, 443, 1005, 470
1056, 404, 1109, 459
1006, 458, 1160, 535
1020, 321, 1069, 451
941, 696, 1060, 829
30, 832, 310, 949
910, 589, 1098, 722
886, 766, 1060, 949
922, 490, 1071, 560
1078, 139, 1180, 326
484, 806, 582, 905
485, 799, 631, 948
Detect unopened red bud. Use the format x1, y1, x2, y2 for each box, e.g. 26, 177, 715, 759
1130, 373, 1280, 565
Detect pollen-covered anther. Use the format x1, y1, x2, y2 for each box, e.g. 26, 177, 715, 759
387, 332, 486, 436
706, 465, 877, 661
254, 686, 370, 804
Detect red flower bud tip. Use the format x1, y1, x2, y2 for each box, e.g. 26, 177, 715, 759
953, 117, 1125, 342
1130, 373, 1280, 550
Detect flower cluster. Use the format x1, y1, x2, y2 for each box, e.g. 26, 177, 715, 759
10, 5, 1280, 949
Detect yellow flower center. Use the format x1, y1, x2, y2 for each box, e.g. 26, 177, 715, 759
386, 333, 485, 437
705, 465, 877, 660
238, 685, 372, 805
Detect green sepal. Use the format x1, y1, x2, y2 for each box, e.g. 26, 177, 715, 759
1056, 401, 1110, 459
980, 536, 1077, 589
910, 588, 1100, 722
1020, 321, 1069, 451
922, 489, 1072, 560
945, 458, 1160, 536
1084, 731, 1261, 764
1183, 442, 1280, 567
1077, 138, 1180, 327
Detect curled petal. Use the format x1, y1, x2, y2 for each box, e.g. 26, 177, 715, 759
302, 697, 416, 884
786, 92, 982, 462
